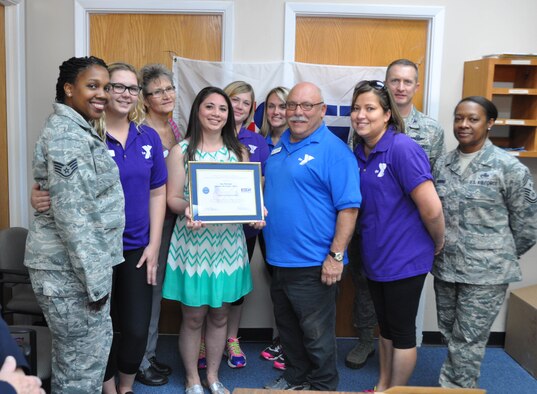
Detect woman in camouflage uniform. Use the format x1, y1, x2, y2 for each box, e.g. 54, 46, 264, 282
25, 56, 125, 394
433, 96, 537, 388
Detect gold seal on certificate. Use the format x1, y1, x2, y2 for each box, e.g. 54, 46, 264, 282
188, 161, 264, 223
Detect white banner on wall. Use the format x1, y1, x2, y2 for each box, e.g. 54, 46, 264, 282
173, 56, 386, 141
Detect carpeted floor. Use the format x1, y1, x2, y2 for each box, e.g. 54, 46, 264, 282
131, 336, 537, 393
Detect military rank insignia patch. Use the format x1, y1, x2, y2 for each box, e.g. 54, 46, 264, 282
53, 159, 78, 178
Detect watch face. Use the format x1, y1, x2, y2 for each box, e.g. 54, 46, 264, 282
330, 251, 344, 261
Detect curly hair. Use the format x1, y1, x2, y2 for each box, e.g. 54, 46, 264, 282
55, 56, 107, 103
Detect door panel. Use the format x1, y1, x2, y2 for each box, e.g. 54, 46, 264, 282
90, 13, 222, 334
90, 13, 222, 69
296, 17, 428, 111
0, 4, 8, 229
295, 16, 429, 336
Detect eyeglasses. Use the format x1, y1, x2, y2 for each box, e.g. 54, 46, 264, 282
286, 102, 324, 111
145, 86, 176, 98
354, 80, 387, 92
106, 83, 141, 96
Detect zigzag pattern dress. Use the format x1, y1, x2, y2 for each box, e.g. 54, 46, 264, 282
162, 140, 252, 307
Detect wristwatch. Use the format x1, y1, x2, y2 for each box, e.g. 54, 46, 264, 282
328, 250, 344, 262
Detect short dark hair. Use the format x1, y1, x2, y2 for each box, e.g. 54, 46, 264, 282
386, 59, 419, 81
185, 86, 244, 163
55, 56, 108, 103
455, 96, 498, 122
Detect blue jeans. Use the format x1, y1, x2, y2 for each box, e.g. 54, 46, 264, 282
270, 266, 338, 390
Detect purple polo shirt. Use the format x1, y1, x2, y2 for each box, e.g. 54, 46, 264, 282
238, 127, 270, 174
107, 123, 167, 250
238, 127, 270, 239
354, 128, 434, 281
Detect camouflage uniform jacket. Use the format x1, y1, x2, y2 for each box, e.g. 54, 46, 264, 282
432, 139, 537, 284
405, 106, 446, 169
25, 103, 125, 302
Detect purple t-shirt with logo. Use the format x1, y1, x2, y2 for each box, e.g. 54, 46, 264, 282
354, 128, 434, 282
238, 127, 270, 239
107, 123, 167, 250
238, 127, 270, 174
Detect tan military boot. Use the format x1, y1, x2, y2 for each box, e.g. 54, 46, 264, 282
345, 327, 375, 369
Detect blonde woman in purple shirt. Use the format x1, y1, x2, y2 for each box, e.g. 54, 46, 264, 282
219, 81, 269, 369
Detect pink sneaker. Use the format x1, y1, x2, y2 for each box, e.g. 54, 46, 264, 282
226, 337, 246, 368
273, 353, 286, 370
198, 339, 206, 369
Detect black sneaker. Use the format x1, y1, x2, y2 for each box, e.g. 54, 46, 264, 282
273, 353, 286, 370
263, 376, 311, 390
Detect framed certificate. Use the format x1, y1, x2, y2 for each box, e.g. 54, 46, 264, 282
188, 161, 264, 223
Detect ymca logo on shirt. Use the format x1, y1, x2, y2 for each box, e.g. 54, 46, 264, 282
248, 144, 258, 154
299, 154, 315, 166
375, 163, 387, 178
142, 145, 152, 159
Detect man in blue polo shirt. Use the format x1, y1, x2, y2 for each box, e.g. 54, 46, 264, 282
263, 82, 361, 391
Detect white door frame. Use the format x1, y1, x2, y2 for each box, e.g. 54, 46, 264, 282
2, 0, 27, 227
284, 2, 445, 119
74, 0, 234, 61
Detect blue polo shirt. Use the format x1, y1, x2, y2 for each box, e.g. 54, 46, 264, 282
264, 122, 361, 267
238, 127, 270, 239
354, 128, 434, 281
107, 123, 167, 250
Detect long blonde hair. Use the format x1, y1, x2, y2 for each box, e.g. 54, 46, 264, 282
260, 86, 289, 137
95, 62, 145, 137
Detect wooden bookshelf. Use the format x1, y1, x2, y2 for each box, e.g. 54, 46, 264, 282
463, 57, 537, 156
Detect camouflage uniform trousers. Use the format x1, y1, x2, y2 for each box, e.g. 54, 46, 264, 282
434, 277, 508, 388
346, 232, 377, 330
29, 268, 113, 394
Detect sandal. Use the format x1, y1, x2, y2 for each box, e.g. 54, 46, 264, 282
208, 381, 229, 394
185, 384, 204, 394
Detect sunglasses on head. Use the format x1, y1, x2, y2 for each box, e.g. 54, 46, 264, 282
355, 80, 387, 92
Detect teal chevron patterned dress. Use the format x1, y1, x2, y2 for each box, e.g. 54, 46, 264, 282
163, 141, 252, 307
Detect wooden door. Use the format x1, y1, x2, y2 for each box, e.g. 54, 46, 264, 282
295, 16, 429, 336
296, 17, 428, 111
89, 13, 222, 334
90, 13, 222, 69
0, 4, 8, 229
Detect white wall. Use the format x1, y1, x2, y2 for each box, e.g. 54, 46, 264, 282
22, 0, 537, 332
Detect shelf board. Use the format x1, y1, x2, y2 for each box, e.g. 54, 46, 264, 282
506, 150, 537, 158
490, 58, 537, 66
492, 88, 537, 95
495, 119, 537, 127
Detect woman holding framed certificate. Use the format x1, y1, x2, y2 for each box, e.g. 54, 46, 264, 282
163, 86, 261, 394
